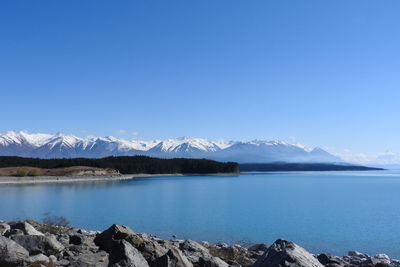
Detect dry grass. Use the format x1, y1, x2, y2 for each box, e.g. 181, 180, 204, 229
0, 166, 119, 177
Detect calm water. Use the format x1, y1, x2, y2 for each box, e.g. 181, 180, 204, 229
1, 171, 400, 257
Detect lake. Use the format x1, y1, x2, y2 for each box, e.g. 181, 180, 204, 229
1, 170, 400, 258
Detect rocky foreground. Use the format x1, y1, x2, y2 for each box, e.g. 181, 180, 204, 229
0, 220, 397, 267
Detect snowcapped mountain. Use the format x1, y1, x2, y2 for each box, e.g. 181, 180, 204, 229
0, 131, 342, 163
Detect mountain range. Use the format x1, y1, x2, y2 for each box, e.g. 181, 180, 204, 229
0, 131, 342, 163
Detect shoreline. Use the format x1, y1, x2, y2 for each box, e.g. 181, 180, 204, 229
0, 219, 397, 267
0, 172, 239, 185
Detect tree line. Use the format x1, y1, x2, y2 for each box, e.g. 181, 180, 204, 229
0, 156, 239, 174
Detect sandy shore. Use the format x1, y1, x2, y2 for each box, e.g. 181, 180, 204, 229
0, 173, 238, 185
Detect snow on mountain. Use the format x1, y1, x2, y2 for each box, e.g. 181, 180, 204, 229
0, 131, 342, 163
0, 131, 52, 147
145, 137, 224, 159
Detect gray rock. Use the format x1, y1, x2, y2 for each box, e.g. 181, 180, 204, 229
317, 253, 346, 267
198, 256, 230, 267
93, 224, 152, 266
57, 259, 71, 266
27, 253, 50, 264
67, 251, 109, 267
11, 234, 64, 255
348, 251, 369, 259
180, 240, 229, 267
70, 234, 85, 245
109, 240, 149, 267
11, 221, 44, 236
372, 254, 391, 265
248, 243, 269, 253
77, 228, 99, 236
0, 236, 29, 266
0, 223, 10, 236
4, 229, 24, 237
253, 239, 323, 267
58, 234, 70, 246
204, 242, 253, 266
152, 248, 193, 267
94, 224, 135, 252
49, 254, 57, 264
126, 233, 168, 262
94, 224, 149, 266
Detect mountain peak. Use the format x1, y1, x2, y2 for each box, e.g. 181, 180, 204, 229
0, 131, 341, 163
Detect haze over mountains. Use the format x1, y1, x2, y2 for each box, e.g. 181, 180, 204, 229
0, 131, 342, 163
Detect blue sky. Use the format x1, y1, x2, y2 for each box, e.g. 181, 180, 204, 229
1, 0, 399, 160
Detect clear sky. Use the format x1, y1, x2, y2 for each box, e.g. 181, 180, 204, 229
1, 0, 399, 161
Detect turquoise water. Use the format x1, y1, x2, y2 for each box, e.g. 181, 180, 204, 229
1, 171, 400, 257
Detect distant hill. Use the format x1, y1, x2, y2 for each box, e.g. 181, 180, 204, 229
0, 131, 342, 163
239, 163, 384, 172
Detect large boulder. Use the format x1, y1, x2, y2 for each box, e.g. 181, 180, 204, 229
180, 240, 229, 267
126, 233, 168, 262
109, 240, 150, 267
151, 248, 194, 267
372, 254, 391, 265
253, 239, 323, 267
10, 221, 44, 236
0, 236, 29, 267
94, 224, 135, 252
94, 224, 149, 266
11, 234, 64, 255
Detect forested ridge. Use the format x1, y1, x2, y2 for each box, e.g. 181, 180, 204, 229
239, 162, 383, 172
0, 156, 239, 174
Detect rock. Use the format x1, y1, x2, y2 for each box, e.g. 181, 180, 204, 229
4, 229, 24, 237
348, 251, 369, 259
0, 236, 29, 266
67, 251, 109, 267
126, 233, 168, 262
317, 253, 345, 267
11, 234, 64, 255
94, 224, 149, 266
180, 240, 229, 267
198, 256, 230, 267
27, 253, 50, 264
10, 221, 45, 236
248, 243, 269, 253
58, 234, 70, 246
0, 223, 10, 235
77, 228, 100, 236
152, 248, 193, 267
204, 242, 254, 266
253, 239, 324, 267
109, 240, 150, 267
68, 234, 99, 254
94, 224, 135, 252
372, 254, 391, 265
49, 254, 57, 264
70, 234, 85, 245
63, 249, 75, 258
58, 259, 70, 266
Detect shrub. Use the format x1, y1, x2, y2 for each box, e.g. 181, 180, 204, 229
41, 213, 70, 234
16, 167, 29, 177
27, 168, 40, 176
